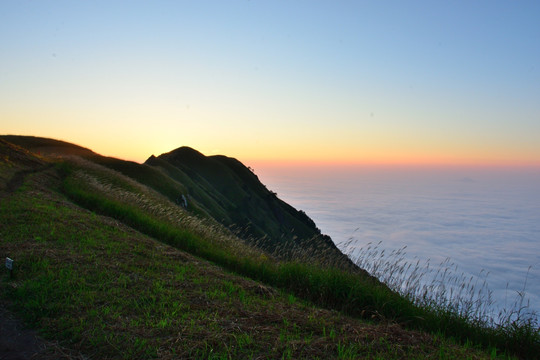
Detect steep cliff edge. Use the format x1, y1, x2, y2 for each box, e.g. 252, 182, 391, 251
2, 135, 347, 266
146, 146, 340, 257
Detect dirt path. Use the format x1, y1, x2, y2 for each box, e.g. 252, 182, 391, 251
5, 165, 53, 194
0, 301, 88, 360
0, 301, 49, 360
1, 167, 85, 359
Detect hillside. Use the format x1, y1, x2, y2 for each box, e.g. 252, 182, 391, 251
2, 136, 352, 269
0, 136, 523, 359
146, 146, 341, 257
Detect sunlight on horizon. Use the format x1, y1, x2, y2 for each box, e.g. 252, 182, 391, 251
2, 1, 539, 168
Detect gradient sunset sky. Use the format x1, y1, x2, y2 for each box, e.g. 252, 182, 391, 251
2, 1, 539, 166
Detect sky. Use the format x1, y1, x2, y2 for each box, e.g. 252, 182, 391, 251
1, 0, 540, 166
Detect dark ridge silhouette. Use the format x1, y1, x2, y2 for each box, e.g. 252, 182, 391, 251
1, 135, 347, 265
147, 146, 340, 256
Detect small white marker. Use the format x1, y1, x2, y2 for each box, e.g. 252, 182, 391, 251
5, 257, 13, 270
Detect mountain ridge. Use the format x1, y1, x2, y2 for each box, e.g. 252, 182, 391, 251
1, 135, 533, 359
147, 145, 337, 254
2, 135, 348, 266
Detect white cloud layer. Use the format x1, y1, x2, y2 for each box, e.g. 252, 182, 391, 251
259, 166, 540, 317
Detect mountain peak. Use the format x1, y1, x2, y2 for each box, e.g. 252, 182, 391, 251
155, 146, 207, 164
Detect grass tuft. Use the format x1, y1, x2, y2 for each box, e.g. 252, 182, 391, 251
346, 240, 540, 359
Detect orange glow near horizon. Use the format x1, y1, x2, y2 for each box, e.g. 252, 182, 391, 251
239, 147, 540, 170
245, 156, 540, 171
2, 1, 540, 176
2, 130, 539, 170
106, 143, 540, 169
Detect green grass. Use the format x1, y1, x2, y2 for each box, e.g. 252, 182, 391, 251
53, 159, 538, 358
1, 167, 493, 359
349, 241, 540, 358
58, 160, 415, 314
1, 142, 535, 359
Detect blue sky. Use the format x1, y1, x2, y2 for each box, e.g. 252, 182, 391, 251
1, 1, 539, 165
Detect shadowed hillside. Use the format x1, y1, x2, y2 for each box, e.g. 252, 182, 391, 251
146, 146, 338, 256
1, 135, 96, 157
1, 135, 536, 359
3, 135, 351, 267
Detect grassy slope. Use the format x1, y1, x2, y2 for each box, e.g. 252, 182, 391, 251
148, 147, 340, 257
0, 179, 482, 359
0, 139, 496, 359
1, 136, 343, 262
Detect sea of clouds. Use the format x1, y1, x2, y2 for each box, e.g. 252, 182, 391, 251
258, 166, 540, 318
